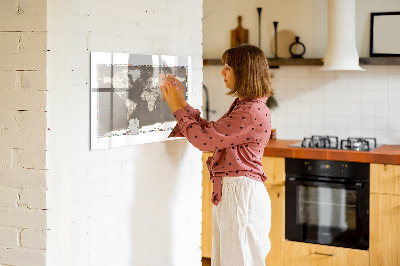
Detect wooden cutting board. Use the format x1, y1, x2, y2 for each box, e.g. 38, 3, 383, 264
231, 16, 249, 48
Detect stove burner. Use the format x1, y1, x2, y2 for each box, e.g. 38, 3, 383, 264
295, 136, 378, 151
340, 137, 377, 151
301, 135, 339, 149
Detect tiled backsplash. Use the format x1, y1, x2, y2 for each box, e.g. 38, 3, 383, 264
203, 65, 400, 144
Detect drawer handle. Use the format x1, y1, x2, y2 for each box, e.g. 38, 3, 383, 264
314, 252, 335, 257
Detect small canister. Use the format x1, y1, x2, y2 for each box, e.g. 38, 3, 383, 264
270, 129, 276, 140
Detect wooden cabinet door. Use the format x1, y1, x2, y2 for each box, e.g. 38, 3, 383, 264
264, 184, 284, 266
262, 156, 285, 186
370, 193, 400, 266
201, 152, 213, 258
284, 241, 369, 266
370, 163, 400, 195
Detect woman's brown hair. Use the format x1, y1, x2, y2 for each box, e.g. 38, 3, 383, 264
221, 44, 273, 99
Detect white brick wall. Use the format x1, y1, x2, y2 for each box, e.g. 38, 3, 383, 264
0, 0, 48, 265
47, 1, 203, 266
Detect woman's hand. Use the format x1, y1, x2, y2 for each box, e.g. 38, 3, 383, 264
160, 75, 187, 113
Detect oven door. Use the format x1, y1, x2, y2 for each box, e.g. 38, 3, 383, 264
285, 177, 369, 250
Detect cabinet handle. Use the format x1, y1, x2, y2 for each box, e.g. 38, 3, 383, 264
314, 252, 335, 257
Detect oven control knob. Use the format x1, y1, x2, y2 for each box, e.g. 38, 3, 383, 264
304, 161, 312, 171
340, 164, 347, 174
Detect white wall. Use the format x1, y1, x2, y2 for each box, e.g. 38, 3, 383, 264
203, 0, 400, 58
203, 0, 400, 145
47, 0, 203, 266
0, 0, 48, 265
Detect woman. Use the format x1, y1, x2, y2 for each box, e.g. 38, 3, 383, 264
161, 44, 273, 266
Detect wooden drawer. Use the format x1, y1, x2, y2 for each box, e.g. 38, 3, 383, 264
284, 241, 369, 266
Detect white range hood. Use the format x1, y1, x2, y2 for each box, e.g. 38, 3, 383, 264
320, 0, 365, 71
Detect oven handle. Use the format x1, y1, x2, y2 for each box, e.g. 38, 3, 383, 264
314, 252, 335, 257
286, 177, 364, 189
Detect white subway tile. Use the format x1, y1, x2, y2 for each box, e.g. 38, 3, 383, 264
323, 87, 336, 103
374, 77, 388, 91
388, 131, 400, 143
389, 117, 400, 131
374, 65, 388, 77
336, 90, 349, 103
374, 130, 389, 144
388, 91, 400, 104
323, 103, 336, 116
389, 104, 400, 117
348, 116, 362, 129
335, 72, 349, 90
298, 67, 311, 78
348, 71, 362, 90
284, 66, 298, 77
388, 75, 400, 91
374, 117, 389, 131
336, 103, 349, 116
361, 90, 374, 104
361, 104, 375, 116
348, 90, 362, 103
348, 128, 362, 137
374, 90, 388, 104
348, 103, 362, 116
375, 104, 389, 117
362, 116, 375, 130
336, 115, 348, 129
361, 129, 375, 138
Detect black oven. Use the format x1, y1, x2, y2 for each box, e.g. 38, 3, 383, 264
285, 158, 369, 250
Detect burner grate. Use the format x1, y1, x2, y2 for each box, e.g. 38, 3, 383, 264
301, 135, 339, 149
340, 137, 377, 151
296, 136, 378, 151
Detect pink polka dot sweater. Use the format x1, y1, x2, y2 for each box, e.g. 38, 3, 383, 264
169, 97, 271, 206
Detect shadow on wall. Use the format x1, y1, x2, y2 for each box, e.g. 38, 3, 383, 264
129, 139, 190, 265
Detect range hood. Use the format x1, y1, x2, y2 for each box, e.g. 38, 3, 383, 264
320, 0, 365, 71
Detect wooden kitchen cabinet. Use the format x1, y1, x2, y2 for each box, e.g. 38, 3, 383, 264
202, 152, 213, 258
262, 156, 285, 266
264, 184, 285, 266
201, 154, 286, 266
261, 156, 285, 186
370, 163, 400, 195
370, 163, 400, 266
284, 241, 369, 266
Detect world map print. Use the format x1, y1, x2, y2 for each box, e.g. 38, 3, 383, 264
96, 65, 187, 137
90, 52, 191, 149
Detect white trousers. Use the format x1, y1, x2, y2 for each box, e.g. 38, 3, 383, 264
212, 176, 271, 266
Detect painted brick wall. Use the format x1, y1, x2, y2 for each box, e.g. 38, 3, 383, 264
46, 0, 203, 266
0, 0, 48, 265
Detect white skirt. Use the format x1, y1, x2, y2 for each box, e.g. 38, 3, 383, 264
212, 176, 271, 266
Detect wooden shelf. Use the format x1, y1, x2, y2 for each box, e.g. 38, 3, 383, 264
203, 57, 400, 67
203, 58, 323, 67
359, 57, 400, 65
268, 58, 322, 67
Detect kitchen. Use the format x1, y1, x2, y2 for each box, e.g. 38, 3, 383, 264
0, 0, 399, 265
202, 0, 400, 265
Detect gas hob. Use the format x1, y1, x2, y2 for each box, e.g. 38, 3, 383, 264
289, 135, 382, 151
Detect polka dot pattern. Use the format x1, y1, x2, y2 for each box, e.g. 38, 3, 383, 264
169, 97, 272, 206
